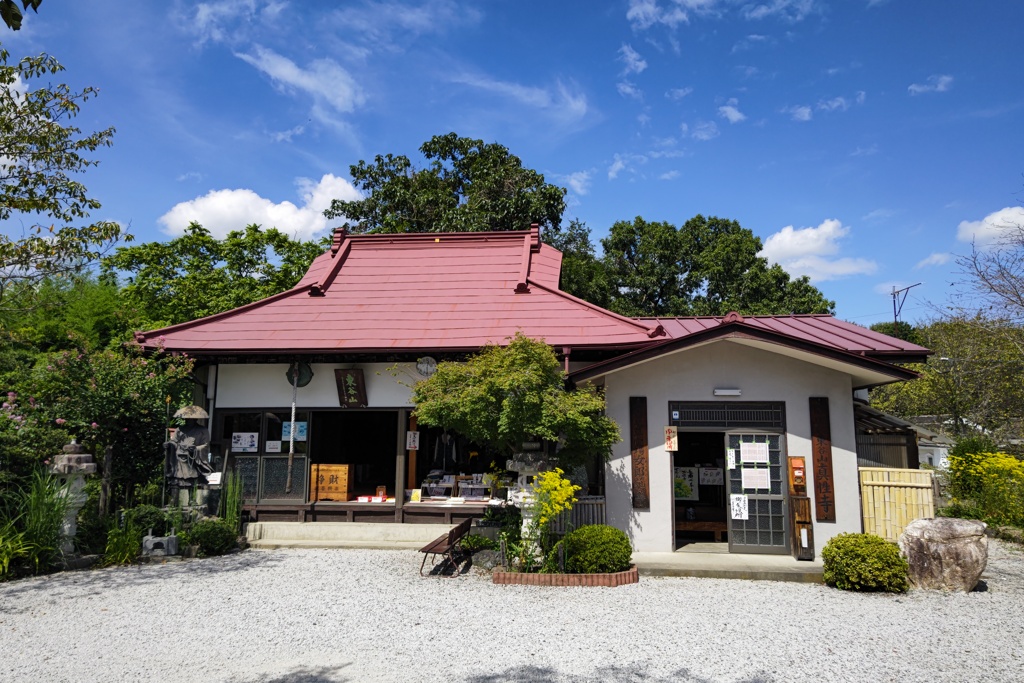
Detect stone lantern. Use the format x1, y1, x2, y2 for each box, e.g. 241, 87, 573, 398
50, 439, 97, 556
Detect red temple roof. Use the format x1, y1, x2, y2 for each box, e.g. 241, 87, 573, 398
135, 227, 661, 355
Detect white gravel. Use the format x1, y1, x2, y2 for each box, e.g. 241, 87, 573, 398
1, 541, 1022, 683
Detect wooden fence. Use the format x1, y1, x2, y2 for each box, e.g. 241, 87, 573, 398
550, 496, 607, 535
859, 467, 935, 542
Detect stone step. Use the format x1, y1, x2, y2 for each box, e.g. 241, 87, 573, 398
245, 521, 454, 548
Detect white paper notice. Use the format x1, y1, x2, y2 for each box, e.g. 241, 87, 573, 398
731, 494, 749, 520
265, 440, 282, 453
699, 467, 724, 486
406, 430, 420, 450
728, 450, 738, 470
740, 441, 770, 463
801, 528, 809, 548
231, 432, 259, 452
741, 468, 770, 491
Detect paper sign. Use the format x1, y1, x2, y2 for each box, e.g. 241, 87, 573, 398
728, 450, 737, 470
731, 494, 749, 520
673, 467, 699, 500
406, 430, 421, 450
265, 440, 282, 453
741, 468, 770, 491
664, 426, 678, 451
699, 467, 724, 485
671, 410, 679, 420
282, 421, 307, 441
231, 432, 259, 452
740, 441, 769, 463
801, 528, 809, 548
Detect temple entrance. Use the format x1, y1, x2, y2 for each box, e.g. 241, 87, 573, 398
310, 411, 398, 499
673, 432, 729, 546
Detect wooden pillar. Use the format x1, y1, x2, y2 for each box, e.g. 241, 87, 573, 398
406, 413, 418, 489
809, 397, 836, 523
395, 409, 406, 522
905, 432, 920, 469
629, 397, 650, 508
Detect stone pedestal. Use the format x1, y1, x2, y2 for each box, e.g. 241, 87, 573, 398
50, 440, 97, 556
898, 518, 988, 592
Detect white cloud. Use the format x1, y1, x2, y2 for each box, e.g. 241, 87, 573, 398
732, 34, 770, 53
328, 0, 482, 50
783, 105, 812, 121
659, 170, 680, 180
862, 208, 894, 221
916, 252, 952, 269
666, 87, 694, 100
855, 90, 866, 104
607, 153, 648, 180
742, 0, 815, 21
617, 81, 644, 100
908, 74, 954, 95
608, 156, 627, 180
271, 125, 306, 143
956, 206, 1024, 247
718, 98, 746, 123
691, 120, 720, 140
619, 44, 648, 75
851, 143, 878, 157
158, 174, 361, 240
817, 96, 848, 112
759, 218, 877, 282
559, 171, 593, 196
236, 45, 364, 117
451, 74, 589, 124
177, 171, 203, 183
626, 0, 690, 29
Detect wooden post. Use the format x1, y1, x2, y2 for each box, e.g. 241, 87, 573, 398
406, 413, 418, 490
395, 409, 406, 522
100, 444, 113, 517
629, 397, 650, 508
809, 397, 836, 523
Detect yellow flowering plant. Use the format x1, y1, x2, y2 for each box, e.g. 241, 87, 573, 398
516, 468, 580, 571
947, 450, 1024, 528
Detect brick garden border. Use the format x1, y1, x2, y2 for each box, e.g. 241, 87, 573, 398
492, 565, 638, 587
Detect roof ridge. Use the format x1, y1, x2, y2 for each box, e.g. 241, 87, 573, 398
526, 278, 665, 337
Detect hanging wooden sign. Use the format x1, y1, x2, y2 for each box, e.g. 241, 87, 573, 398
664, 426, 678, 451
334, 369, 368, 408
630, 396, 650, 508
809, 397, 836, 522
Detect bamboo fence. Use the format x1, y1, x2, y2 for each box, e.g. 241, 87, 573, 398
859, 467, 935, 542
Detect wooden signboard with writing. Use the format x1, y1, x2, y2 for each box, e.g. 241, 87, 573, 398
310, 463, 352, 502
630, 396, 650, 508
809, 397, 836, 522
334, 369, 368, 408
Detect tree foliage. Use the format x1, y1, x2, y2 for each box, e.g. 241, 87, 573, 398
870, 316, 1024, 441
0, 49, 125, 300
600, 215, 835, 317
102, 222, 325, 327
542, 218, 611, 307
957, 217, 1024, 325
411, 333, 619, 468
1, 0, 41, 31
324, 132, 566, 234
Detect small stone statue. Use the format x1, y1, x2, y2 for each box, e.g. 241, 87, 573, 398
164, 405, 213, 505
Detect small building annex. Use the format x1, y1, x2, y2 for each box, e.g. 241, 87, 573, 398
136, 226, 929, 556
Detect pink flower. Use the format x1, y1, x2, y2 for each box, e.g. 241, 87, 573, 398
122, 427, 128, 432
147, 372, 156, 379
55, 418, 67, 425
90, 422, 99, 429
43, 459, 50, 465
1, 402, 9, 410
6, 392, 14, 400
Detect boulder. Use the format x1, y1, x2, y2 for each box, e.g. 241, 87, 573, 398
898, 518, 988, 591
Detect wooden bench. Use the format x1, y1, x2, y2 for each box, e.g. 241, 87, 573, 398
419, 517, 473, 577
675, 520, 728, 542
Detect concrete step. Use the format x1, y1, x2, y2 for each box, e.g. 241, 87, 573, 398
632, 551, 824, 583
246, 521, 454, 549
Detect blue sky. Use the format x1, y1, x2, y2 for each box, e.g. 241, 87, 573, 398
4, 0, 1024, 326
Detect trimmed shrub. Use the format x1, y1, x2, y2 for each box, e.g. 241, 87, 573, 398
123, 504, 168, 537
554, 524, 632, 574
822, 533, 908, 593
461, 533, 496, 553
187, 518, 237, 557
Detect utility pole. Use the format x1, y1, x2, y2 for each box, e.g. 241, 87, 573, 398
891, 283, 922, 336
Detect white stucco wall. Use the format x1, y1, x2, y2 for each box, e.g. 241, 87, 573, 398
215, 363, 416, 408
600, 340, 860, 553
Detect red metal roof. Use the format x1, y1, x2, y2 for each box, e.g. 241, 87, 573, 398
136, 227, 661, 355
645, 314, 929, 361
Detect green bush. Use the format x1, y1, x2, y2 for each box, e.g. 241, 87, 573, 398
936, 501, 986, 521
122, 504, 168, 537
16, 469, 70, 574
103, 520, 141, 566
822, 533, 908, 593
461, 533, 496, 553
0, 518, 27, 580
187, 518, 237, 557
549, 524, 632, 574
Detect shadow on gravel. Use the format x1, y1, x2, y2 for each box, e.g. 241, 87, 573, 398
223, 662, 354, 683
0, 551, 286, 598
464, 665, 775, 682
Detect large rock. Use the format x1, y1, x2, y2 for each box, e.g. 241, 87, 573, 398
898, 518, 988, 591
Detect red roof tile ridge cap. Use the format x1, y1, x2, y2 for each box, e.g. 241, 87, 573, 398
525, 278, 665, 337
343, 228, 536, 245
310, 235, 353, 296
134, 285, 313, 344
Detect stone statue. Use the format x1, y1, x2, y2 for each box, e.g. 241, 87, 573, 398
164, 405, 213, 504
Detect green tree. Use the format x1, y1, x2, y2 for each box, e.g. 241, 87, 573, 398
324, 132, 566, 234
601, 214, 834, 317
1, 0, 41, 31
870, 316, 1024, 440
0, 49, 125, 301
411, 333, 619, 468
542, 219, 611, 307
102, 223, 325, 327
869, 321, 924, 345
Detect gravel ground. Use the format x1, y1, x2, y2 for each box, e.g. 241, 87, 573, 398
1, 541, 1022, 683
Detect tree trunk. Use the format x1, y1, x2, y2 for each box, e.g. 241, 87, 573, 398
100, 444, 113, 518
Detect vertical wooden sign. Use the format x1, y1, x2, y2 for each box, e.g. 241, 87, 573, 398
629, 396, 650, 508
809, 397, 836, 522
334, 369, 368, 408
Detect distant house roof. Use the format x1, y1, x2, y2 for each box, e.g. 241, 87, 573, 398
571, 311, 926, 389
134, 226, 663, 357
